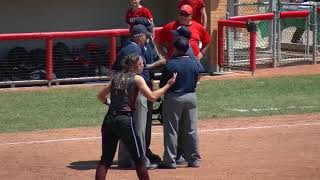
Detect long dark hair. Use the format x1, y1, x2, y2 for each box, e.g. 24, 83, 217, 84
112, 54, 140, 94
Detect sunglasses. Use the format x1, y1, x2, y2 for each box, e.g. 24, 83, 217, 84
180, 12, 191, 17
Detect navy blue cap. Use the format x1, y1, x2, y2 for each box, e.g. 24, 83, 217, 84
171, 26, 191, 39
173, 37, 189, 53
132, 24, 150, 37
133, 17, 154, 33
133, 17, 152, 27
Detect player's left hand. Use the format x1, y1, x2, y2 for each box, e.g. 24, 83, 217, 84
167, 72, 177, 86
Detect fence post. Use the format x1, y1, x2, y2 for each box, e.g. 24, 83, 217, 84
247, 20, 257, 76
276, 1, 281, 67
271, 0, 278, 68
226, 12, 231, 70
46, 39, 53, 87
109, 36, 116, 71
217, 24, 224, 72
306, 12, 310, 59
313, 5, 317, 64
250, 31, 257, 76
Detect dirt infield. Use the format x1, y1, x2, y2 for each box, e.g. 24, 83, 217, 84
201, 64, 320, 81
0, 114, 320, 180
0, 64, 320, 180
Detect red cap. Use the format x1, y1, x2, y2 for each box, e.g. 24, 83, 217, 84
180, 4, 193, 15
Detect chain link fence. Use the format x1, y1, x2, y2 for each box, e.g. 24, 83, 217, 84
0, 41, 47, 82
224, 2, 273, 70
223, 1, 319, 71
0, 37, 120, 87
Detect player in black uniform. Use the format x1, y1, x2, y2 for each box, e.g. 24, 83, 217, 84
95, 54, 176, 180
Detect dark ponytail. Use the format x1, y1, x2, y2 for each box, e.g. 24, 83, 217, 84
112, 54, 140, 94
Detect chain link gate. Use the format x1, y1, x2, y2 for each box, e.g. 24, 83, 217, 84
223, 0, 319, 73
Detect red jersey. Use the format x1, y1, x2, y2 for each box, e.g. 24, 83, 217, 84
178, 0, 205, 25
155, 20, 211, 58
126, 6, 153, 30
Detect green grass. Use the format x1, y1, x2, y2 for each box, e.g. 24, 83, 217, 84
197, 75, 320, 118
0, 75, 320, 133
0, 87, 104, 132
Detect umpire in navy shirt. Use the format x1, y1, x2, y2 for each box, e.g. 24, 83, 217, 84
114, 24, 160, 169
158, 37, 202, 169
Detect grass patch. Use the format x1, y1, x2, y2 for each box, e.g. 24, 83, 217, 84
197, 75, 320, 118
0, 75, 320, 133
0, 87, 104, 132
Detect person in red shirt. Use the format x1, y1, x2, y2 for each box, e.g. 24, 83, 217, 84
155, 4, 211, 60
178, 0, 207, 28
126, 0, 153, 31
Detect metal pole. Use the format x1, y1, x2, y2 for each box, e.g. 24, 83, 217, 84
271, 0, 277, 67
272, 14, 277, 67
226, 12, 233, 71
109, 37, 116, 71
46, 39, 53, 87
313, 4, 317, 64
306, 13, 310, 59
250, 31, 257, 76
276, 0, 281, 67
227, 0, 236, 72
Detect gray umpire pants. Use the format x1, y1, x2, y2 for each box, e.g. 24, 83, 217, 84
162, 92, 201, 167
118, 92, 150, 167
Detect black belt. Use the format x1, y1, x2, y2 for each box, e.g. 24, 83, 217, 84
108, 110, 132, 117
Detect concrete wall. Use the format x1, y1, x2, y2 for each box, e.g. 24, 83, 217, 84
0, 0, 229, 73
0, 0, 175, 33
0, 0, 178, 58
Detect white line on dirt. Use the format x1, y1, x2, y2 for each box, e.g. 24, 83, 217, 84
1, 122, 320, 146
231, 106, 317, 112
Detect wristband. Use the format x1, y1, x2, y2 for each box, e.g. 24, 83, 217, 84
104, 98, 111, 106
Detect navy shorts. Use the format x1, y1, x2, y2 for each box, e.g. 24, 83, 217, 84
99, 112, 144, 166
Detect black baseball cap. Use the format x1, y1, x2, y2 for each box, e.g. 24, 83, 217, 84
132, 24, 150, 37
171, 26, 191, 39
173, 37, 189, 53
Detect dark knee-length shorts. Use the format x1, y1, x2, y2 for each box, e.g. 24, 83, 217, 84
99, 113, 144, 166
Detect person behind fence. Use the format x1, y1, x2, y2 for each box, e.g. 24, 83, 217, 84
178, 0, 208, 28
95, 54, 177, 180
113, 24, 164, 169
155, 4, 211, 60
157, 37, 202, 169
290, 0, 308, 44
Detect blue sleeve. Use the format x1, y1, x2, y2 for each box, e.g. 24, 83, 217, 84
187, 47, 204, 72
145, 42, 158, 64
112, 51, 124, 72
187, 47, 197, 59
194, 59, 204, 73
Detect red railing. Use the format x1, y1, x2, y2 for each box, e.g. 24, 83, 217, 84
0, 29, 130, 81
218, 10, 311, 74
217, 20, 257, 74
229, 10, 310, 21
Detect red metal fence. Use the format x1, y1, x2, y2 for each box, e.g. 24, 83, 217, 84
218, 10, 312, 74
218, 20, 257, 75
0, 29, 129, 87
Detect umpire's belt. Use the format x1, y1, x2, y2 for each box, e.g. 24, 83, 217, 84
108, 110, 132, 117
